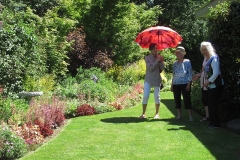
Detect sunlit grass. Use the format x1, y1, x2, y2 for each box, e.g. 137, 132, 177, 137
19, 92, 240, 160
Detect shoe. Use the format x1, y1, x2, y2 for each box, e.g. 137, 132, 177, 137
139, 115, 145, 118
189, 117, 193, 121
154, 115, 160, 119
176, 116, 182, 120
200, 117, 209, 122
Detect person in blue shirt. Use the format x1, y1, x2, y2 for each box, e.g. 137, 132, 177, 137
171, 46, 193, 121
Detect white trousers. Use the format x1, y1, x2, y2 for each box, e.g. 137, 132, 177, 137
142, 82, 160, 104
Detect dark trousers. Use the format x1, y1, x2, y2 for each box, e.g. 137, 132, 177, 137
201, 89, 208, 106
208, 86, 223, 126
173, 84, 192, 109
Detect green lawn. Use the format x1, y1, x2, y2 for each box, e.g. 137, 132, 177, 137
19, 92, 240, 160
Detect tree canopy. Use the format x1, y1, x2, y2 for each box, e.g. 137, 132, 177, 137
0, 0, 214, 91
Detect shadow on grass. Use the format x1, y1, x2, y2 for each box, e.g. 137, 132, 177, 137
100, 97, 240, 159
160, 98, 240, 160
100, 116, 185, 124
100, 116, 147, 123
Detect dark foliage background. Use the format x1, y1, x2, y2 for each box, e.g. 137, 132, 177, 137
0, 0, 59, 17
208, 1, 240, 122
153, 0, 209, 72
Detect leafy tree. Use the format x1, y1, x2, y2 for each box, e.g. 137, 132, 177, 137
20, 6, 74, 77
66, 27, 113, 75
37, 8, 75, 77
0, 0, 59, 17
58, 0, 163, 73
0, 3, 75, 95
57, 0, 91, 20
79, 0, 162, 65
130, 0, 155, 6
23, 0, 59, 17
0, 8, 45, 94
0, 0, 26, 12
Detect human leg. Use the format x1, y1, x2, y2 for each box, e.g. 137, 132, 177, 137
188, 109, 193, 121
182, 84, 193, 120
200, 106, 209, 121
208, 88, 220, 127
141, 82, 151, 117
205, 106, 209, 118
176, 109, 182, 119
173, 85, 182, 118
153, 86, 160, 118
204, 106, 209, 119
140, 104, 147, 118
201, 89, 209, 121
154, 104, 160, 119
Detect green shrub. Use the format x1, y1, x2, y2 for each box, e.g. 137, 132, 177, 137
0, 98, 12, 123
76, 66, 105, 82
0, 6, 73, 96
0, 97, 29, 124
120, 64, 141, 86
0, 8, 46, 95
136, 59, 146, 79
78, 80, 115, 103
106, 58, 171, 87
191, 82, 204, 116
105, 65, 123, 83
76, 67, 118, 102
23, 74, 56, 94
94, 104, 116, 114
160, 84, 171, 92
161, 48, 177, 73
0, 126, 27, 159
65, 99, 81, 118
106, 59, 146, 85
57, 76, 79, 99
160, 71, 172, 92
57, 67, 120, 103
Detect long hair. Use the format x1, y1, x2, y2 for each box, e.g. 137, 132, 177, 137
200, 41, 216, 56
